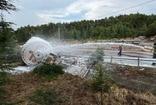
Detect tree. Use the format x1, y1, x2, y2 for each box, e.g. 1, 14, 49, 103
14, 13, 156, 40
90, 63, 115, 105
0, 0, 18, 65
0, 14, 16, 70
92, 25, 104, 39
146, 21, 156, 37
0, 1, 17, 104
0, 0, 18, 13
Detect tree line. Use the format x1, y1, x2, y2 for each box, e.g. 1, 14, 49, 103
15, 13, 156, 43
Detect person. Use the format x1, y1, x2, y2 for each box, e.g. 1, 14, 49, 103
118, 45, 122, 56
152, 42, 156, 65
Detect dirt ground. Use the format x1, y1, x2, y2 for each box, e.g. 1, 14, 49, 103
5, 71, 156, 105
110, 64, 156, 95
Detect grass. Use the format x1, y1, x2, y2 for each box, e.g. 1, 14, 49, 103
2, 63, 156, 105
111, 64, 156, 96
30, 87, 68, 105
3, 71, 156, 105
0, 72, 18, 105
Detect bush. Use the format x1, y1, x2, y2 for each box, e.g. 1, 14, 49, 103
33, 64, 64, 80
30, 87, 68, 105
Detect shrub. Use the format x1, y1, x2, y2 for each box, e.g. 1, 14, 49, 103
33, 64, 64, 80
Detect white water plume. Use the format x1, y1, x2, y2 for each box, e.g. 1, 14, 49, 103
10, 37, 155, 75
26, 37, 144, 56
49, 41, 144, 56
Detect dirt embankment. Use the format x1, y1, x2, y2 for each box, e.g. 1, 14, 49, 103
5, 69, 156, 105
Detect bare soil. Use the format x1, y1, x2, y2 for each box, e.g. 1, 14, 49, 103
4, 69, 156, 105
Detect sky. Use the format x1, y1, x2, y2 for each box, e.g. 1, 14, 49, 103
3, 0, 156, 30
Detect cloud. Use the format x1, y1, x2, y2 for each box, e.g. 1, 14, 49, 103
82, 0, 113, 19
36, 0, 113, 23
4, 0, 156, 30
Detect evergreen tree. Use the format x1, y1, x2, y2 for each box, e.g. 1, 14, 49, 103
0, 14, 16, 70
0, 0, 18, 13
73, 28, 77, 40
14, 13, 156, 40
146, 21, 156, 37
0, 1, 18, 104
90, 63, 115, 105
0, 0, 17, 68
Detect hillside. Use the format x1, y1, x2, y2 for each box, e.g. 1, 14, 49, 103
4, 64, 156, 105
15, 13, 156, 43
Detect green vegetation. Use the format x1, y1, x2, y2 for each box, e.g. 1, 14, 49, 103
0, 0, 18, 70
88, 48, 112, 104
30, 87, 68, 105
0, 72, 9, 104
0, 72, 22, 105
0, 0, 17, 12
31, 64, 66, 105
90, 64, 115, 105
0, 72, 15, 104
33, 64, 65, 81
0, 0, 18, 104
15, 13, 156, 43
0, 15, 16, 70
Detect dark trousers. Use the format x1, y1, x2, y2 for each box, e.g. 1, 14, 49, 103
152, 53, 156, 65
118, 51, 122, 56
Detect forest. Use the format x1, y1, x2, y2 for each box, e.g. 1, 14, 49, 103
15, 13, 156, 43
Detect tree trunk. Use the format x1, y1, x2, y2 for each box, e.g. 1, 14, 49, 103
101, 90, 103, 105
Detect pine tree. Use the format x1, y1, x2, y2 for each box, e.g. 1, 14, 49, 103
90, 63, 115, 105
0, 14, 14, 70
0, 0, 17, 13
0, 0, 17, 104
0, 0, 17, 70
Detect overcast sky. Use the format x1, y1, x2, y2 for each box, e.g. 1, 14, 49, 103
3, 0, 156, 30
